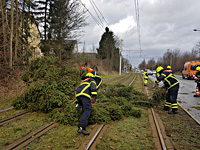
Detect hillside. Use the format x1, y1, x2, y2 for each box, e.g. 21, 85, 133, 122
0, 66, 26, 103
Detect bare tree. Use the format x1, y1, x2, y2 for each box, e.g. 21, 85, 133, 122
0, 0, 7, 63
9, 0, 14, 69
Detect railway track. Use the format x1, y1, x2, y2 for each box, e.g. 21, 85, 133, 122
3, 122, 57, 150
0, 106, 14, 113
76, 73, 172, 150
0, 110, 57, 150
1, 72, 198, 149
105, 73, 134, 85
0, 111, 28, 126
140, 73, 174, 150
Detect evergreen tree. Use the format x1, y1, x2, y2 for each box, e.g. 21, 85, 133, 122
47, 0, 87, 61
97, 27, 120, 70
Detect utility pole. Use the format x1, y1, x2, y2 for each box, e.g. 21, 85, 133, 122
119, 40, 123, 75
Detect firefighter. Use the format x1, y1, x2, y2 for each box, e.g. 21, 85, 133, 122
155, 66, 179, 114
192, 66, 200, 93
166, 65, 173, 73
80, 67, 102, 91
75, 73, 97, 135
143, 70, 148, 86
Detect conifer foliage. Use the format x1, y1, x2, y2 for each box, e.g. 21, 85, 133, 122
97, 28, 120, 71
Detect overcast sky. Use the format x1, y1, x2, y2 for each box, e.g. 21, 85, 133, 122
78, 0, 200, 68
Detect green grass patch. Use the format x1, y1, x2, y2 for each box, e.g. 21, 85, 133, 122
96, 108, 155, 150
179, 93, 189, 95
0, 109, 24, 120
24, 124, 99, 150
0, 112, 51, 149
0, 97, 15, 109
192, 106, 200, 110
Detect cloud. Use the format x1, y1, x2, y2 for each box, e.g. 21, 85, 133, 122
110, 16, 136, 35
79, 0, 200, 67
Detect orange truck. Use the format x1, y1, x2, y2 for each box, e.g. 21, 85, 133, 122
182, 61, 200, 79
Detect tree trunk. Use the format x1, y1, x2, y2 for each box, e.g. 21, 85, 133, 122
14, 0, 20, 61
0, 0, 7, 64
10, 0, 14, 69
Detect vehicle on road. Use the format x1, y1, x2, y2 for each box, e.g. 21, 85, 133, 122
147, 69, 153, 75
182, 61, 200, 79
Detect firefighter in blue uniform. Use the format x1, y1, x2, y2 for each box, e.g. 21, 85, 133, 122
155, 66, 179, 114
75, 73, 97, 135
80, 67, 102, 91
166, 65, 173, 73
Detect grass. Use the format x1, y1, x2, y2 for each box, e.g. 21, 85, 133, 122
192, 106, 200, 110
96, 108, 155, 150
0, 109, 24, 119
131, 73, 145, 93
155, 104, 200, 150
2, 71, 199, 150
0, 112, 51, 149
0, 97, 15, 110
24, 124, 85, 150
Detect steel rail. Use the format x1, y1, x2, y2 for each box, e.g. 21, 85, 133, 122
142, 74, 167, 150
129, 75, 136, 86
116, 73, 133, 84
151, 108, 167, 150
4, 122, 57, 150
177, 102, 200, 125
0, 106, 14, 113
0, 111, 28, 126
85, 124, 104, 150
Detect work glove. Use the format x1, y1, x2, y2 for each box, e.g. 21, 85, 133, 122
154, 81, 159, 86
91, 97, 96, 104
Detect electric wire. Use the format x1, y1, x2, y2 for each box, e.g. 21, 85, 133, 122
90, 0, 109, 27
79, 0, 104, 31
134, 0, 142, 57
89, 0, 104, 28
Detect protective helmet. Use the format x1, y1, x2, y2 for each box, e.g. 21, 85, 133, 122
156, 66, 164, 73
85, 72, 95, 78
167, 65, 171, 69
87, 67, 94, 73
196, 66, 200, 71
80, 67, 85, 70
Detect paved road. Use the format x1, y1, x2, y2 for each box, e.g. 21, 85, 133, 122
148, 74, 200, 123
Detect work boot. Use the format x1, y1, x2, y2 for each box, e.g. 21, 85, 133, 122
77, 128, 90, 135
168, 111, 178, 114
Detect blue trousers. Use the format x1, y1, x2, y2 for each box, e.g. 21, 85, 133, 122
77, 96, 92, 130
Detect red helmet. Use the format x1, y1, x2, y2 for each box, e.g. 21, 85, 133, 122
87, 67, 94, 73
80, 67, 85, 70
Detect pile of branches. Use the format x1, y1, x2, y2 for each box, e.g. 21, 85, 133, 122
13, 57, 146, 125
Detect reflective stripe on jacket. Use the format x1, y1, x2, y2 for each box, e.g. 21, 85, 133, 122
143, 72, 148, 80
86, 71, 102, 90
193, 71, 200, 83
76, 78, 97, 99
156, 70, 179, 89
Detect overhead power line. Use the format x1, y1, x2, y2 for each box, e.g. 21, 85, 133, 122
134, 0, 142, 57
90, 0, 109, 27
89, 0, 104, 27
79, 0, 104, 31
